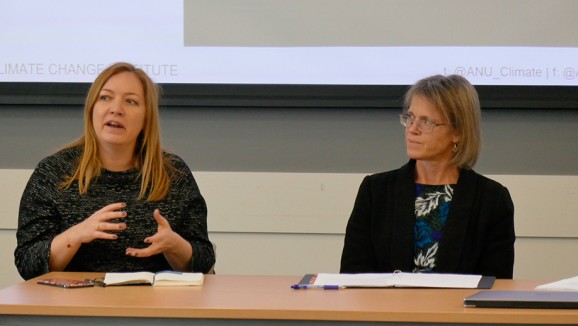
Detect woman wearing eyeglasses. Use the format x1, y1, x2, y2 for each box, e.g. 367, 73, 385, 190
340, 74, 515, 279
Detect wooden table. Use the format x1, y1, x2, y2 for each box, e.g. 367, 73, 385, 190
0, 272, 577, 325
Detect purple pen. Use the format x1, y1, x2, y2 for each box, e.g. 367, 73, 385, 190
291, 284, 343, 290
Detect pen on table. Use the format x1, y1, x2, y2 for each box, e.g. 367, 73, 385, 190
291, 284, 344, 290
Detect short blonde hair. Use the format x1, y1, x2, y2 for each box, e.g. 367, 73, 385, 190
63, 62, 171, 201
404, 74, 481, 169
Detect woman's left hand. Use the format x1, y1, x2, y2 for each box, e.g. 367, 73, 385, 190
125, 209, 181, 257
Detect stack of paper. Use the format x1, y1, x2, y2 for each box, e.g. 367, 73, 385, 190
296, 272, 493, 289
535, 276, 578, 291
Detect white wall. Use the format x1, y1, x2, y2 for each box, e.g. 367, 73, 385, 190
2, 169, 577, 289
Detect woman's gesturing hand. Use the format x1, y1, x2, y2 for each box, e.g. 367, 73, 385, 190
125, 209, 193, 271
73, 202, 127, 244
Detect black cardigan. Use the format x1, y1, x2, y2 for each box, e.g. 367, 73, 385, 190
340, 160, 515, 279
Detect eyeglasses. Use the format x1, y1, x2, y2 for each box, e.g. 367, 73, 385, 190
399, 114, 446, 133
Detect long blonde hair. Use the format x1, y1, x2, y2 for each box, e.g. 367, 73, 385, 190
62, 62, 171, 201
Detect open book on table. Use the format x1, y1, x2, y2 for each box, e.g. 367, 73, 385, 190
295, 272, 494, 289
100, 271, 204, 287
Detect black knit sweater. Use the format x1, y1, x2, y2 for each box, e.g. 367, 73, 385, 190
15, 146, 215, 280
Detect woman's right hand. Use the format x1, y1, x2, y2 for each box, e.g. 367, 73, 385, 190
69, 202, 127, 245
49, 202, 128, 272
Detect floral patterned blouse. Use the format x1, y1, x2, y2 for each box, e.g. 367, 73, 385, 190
413, 184, 454, 273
